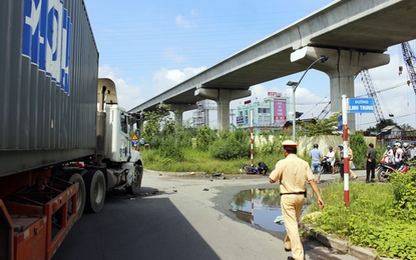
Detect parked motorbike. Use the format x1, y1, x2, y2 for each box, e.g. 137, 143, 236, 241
320, 157, 342, 174
376, 158, 410, 182
320, 156, 333, 174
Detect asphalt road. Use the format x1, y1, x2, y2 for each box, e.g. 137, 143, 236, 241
52, 170, 365, 260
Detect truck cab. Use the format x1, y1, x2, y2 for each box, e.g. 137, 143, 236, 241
97, 78, 143, 195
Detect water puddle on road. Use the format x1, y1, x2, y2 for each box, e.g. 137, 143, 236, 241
230, 188, 313, 232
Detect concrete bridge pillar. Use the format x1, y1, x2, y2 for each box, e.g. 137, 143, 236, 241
170, 104, 197, 126
290, 47, 390, 132
195, 88, 251, 131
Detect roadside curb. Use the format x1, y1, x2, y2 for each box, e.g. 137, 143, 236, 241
302, 226, 394, 260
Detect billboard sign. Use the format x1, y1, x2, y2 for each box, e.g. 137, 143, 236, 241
274, 99, 287, 126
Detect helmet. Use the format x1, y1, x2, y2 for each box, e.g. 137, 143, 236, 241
404, 142, 409, 148
329, 146, 333, 150
395, 142, 401, 147
338, 144, 344, 148
313, 144, 318, 148
387, 145, 391, 149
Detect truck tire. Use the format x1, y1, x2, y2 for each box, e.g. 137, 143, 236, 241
68, 173, 86, 221
126, 163, 143, 195
84, 169, 106, 213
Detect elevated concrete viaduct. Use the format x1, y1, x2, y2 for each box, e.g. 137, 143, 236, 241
129, 0, 416, 132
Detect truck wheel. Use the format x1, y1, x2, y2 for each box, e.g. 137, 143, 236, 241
126, 163, 143, 195
84, 169, 106, 213
68, 173, 86, 221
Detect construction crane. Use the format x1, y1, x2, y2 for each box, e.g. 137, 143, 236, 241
359, 69, 393, 123
401, 41, 416, 94
317, 101, 331, 120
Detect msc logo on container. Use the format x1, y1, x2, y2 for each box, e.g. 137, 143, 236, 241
22, 0, 71, 95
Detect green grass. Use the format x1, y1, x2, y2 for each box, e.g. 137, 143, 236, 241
303, 179, 416, 259
141, 147, 285, 174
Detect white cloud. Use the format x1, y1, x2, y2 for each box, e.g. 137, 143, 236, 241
175, 15, 193, 28
152, 66, 206, 95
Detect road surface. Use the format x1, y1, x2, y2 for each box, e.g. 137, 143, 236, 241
53, 170, 364, 260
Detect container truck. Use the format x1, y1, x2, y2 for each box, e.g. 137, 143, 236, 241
0, 0, 144, 259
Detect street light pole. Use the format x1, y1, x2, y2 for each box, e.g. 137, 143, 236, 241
286, 55, 329, 142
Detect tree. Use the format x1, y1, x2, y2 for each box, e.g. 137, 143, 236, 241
299, 112, 340, 136
142, 104, 175, 148
401, 123, 416, 138
400, 123, 415, 131
375, 119, 396, 132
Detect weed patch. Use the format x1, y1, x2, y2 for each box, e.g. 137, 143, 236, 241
303, 170, 416, 259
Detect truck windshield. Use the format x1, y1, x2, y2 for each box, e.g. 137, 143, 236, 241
120, 114, 128, 134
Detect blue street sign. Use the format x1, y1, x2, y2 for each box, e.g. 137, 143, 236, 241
337, 115, 342, 131
348, 98, 374, 113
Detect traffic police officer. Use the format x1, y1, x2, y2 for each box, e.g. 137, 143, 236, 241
269, 140, 324, 260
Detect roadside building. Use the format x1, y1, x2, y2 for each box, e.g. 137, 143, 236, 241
235, 92, 290, 132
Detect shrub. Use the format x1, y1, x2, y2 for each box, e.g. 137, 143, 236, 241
195, 126, 217, 151
390, 169, 416, 221
210, 138, 249, 160
349, 133, 367, 169
303, 175, 416, 259
210, 129, 250, 160
158, 136, 184, 162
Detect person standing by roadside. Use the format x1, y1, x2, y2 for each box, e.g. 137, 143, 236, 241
338, 144, 358, 180
338, 144, 345, 178
366, 143, 377, 183
347, 145, 358, 180
269, 140, 324, 260
309, 144, 323, 183
326, 146, 335, 175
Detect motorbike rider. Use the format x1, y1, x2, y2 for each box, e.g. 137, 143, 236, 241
394, 142, 404, 166
326, 146, 335, 175
382, 145, 394, 164
410, 143, 416, 161
403, 142, 411, 161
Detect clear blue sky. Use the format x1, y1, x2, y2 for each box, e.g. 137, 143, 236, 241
84, 0, 416, 130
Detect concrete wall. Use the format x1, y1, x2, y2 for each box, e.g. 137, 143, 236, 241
255, 135, 377, 156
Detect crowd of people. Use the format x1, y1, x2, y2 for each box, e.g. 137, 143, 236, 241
382, 142, 416, 164
307, 141, 416, 184
308, 143, 358, 183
